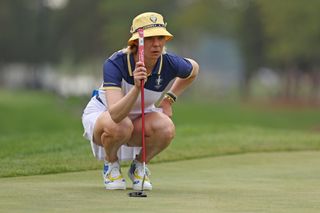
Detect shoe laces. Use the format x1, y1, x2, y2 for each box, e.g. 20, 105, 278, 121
105, 164, 122, 179
136, 165, 151, 177
110, 167, 122, 178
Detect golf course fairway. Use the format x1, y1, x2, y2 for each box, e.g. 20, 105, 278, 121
1, 151, 319, 213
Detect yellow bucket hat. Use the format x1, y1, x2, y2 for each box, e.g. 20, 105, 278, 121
128, 12, 173, 45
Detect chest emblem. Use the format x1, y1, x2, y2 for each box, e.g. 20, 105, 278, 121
155, 75, 163, 89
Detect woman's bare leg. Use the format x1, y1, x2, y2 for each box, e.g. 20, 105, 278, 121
128, 112, 175, 163
93, 111, 134, 162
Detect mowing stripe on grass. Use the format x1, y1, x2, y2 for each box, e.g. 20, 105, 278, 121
0, 151, 319, 213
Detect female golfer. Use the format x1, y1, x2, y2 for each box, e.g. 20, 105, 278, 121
82, 12, 199, 190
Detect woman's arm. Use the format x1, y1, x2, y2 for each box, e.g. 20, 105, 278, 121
105, 87, 139, 123
169, 58, 199, 96
106, 61, 147, 123
160, 58, 199, 117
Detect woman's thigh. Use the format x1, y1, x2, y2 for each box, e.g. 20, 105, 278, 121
93, 111, 133, 146
128, 112, 175, 146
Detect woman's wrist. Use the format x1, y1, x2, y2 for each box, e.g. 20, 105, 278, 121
163, 96, 174, 105
133, 84, 141, 91
163, 91, 177, 104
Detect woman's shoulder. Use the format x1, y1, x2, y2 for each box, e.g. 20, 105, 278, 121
163, 51, 189, 65
163, 51, 178, 59
105, 49, 126, 62
163, 51, 189, 62
102, 50, 129, 70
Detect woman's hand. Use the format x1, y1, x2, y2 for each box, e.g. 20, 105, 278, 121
133, 61, 147, 88
159, 98, 173, 118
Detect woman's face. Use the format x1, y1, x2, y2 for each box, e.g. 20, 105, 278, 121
143, 36, 166, 60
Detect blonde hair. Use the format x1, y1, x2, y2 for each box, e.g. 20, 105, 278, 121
122, 44, 137, 54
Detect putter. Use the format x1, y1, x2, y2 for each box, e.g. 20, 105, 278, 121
128, 28, 147, 198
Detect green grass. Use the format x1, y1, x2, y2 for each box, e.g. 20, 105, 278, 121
1, 151, 319, 213
1, 89, 320, 177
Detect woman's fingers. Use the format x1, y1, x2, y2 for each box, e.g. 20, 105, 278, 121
136, 61, 145, 67
133, 63, 147, 87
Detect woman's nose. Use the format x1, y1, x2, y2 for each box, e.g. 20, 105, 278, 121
152, 37, 161, 46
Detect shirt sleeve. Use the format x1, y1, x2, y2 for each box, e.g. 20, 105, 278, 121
102, 60, 122, 90
167, 53, 193, 79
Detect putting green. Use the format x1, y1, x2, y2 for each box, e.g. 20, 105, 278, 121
1, 151, 319, 213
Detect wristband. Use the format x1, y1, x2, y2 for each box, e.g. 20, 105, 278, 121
164, 91, 177, 104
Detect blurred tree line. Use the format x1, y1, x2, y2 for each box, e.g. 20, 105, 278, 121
1, 0, 319, 102
239, 0, 320, 103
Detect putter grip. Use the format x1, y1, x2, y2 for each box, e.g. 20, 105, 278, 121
138, 29, 144, 63
138, 28, 145, 97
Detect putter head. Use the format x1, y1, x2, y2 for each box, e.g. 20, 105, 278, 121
128, 191, 147, 198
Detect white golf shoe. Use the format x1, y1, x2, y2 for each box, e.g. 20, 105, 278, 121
128, 160, 152, 191
103, 161, 126, 190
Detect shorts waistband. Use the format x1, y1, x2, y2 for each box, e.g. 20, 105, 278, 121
95, 95, 104, 105
91, 89, 104, 106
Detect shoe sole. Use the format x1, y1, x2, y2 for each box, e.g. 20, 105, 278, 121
104, 177, 126, 190
105, 185, 126, 190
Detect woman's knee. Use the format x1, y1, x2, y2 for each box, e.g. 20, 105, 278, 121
151, 114, 175, 141
162, 119, 175, 141
103, 117, 134, 141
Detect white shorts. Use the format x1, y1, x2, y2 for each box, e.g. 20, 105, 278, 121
81, 96, 162, 161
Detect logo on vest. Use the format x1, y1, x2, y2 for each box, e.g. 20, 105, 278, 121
155, 75, 162, 89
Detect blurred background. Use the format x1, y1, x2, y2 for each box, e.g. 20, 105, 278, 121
1, 0, 320, 104
1, 0, 320, 179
